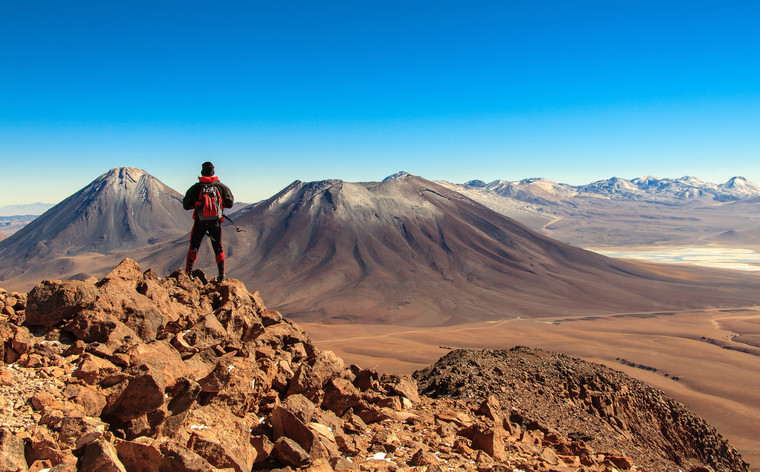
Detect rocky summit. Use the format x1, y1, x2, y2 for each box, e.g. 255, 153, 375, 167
0, 259, 750, 472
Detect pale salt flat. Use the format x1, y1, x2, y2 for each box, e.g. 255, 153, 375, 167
592, 246, 760, 271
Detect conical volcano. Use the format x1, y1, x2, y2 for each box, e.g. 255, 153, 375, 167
0, 167, 187, 280
146, 174, 760, 325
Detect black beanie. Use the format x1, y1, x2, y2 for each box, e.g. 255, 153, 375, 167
201, 162, 215, 177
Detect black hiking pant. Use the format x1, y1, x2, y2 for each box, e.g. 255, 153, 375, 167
185, 219, 225, 276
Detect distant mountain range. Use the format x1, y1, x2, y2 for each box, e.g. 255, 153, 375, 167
440, 175, 760, 248
0, 202, 55, 217
459, 175, 760, 203
2, 167, 758, 325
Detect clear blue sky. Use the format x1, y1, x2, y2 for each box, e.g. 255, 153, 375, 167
1, 1, 759, 205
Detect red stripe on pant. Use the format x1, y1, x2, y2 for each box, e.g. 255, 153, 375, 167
186, 249, 197, 273
215, 252, 225, 264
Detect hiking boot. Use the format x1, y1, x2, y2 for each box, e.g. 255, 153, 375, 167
216, 274, 226, 283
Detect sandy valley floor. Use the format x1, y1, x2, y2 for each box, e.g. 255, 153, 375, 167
303, 306, 760, 469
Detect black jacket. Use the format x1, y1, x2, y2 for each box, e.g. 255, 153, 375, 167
183, 176, 234, 213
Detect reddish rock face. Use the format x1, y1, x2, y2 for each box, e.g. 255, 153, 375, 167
0, 428, 28, 472
78, 440, 126, 472
26, 280, 100, 328
0, 259, 751, 472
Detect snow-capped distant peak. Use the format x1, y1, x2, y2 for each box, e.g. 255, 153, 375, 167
382, 171, 413, 182
723, 176, 749, 188
720, 176, 760, 196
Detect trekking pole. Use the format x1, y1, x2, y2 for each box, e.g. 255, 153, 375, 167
222, 214, 246, 232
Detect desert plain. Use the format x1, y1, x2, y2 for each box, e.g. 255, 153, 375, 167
304, 254, 760, 469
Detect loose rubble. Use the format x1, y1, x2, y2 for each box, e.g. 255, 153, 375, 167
0, 259, 751, 471
414, 347, 750, 472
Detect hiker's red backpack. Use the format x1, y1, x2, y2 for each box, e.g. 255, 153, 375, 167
195, 184, 223, 221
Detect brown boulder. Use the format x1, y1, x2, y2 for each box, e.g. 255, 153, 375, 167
214, 305, 264, 344
204, 356, 261, 417
26, 280, 99, 328
24, 428, 75, 466
304, 458, 335, 472
48, 465, 77, 472
63, 384, 107, 417
271, 397, 317, 453
113, 293, 166, 342
0, 428, 28, 472
182, 404, 257, 472
58, 415, 106, 450
538, 446, 561, 466
73, 353, 122, 385
64, 309, 137, 353
260, 308, 283, 327
322, 377, 363, 416
273, 436, 312, 468
197, 352, 238, 393
125, 341, 191, 388
78, 440, 127, 472
606, 454, 634, 469
474, 449, 496, 470
471, 425, 508, 462
175, 314, 228, 354
477, 395, 505, 425
215, 279, 258, 310
271, 358, 296, 393
435, 410, 473, 428
313, 408, 345, 435
255, 320, 311, 353
386, 375, 420, 404
114, 437, 163, 472
251, 435, 274, 465
29, 391, 59, 411
353, 369, 380, 392
136, 277, 182, 326
408, 448, 439, 467
167, 377, 202, 415
154, 438, 220, 472
371, 429, 400, 453
287, 350, 345, 401
11, 326, 34, 356
307, 423, 341, 461
334, 432, 368, 456
103, 366, 166, 422
0, 322, 12, 363
28, 460, 52, 472
183, 348, 220, 383
282, 393, 317, 423
97, 259, 143, 286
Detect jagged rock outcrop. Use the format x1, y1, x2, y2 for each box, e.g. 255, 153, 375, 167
0, 261, 750, 471
414, 347, 750, 472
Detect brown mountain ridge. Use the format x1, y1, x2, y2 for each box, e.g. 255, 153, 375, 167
146, 174, 760, 325
0, 168, 188, 285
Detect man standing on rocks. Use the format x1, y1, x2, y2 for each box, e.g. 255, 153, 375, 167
183, 161, 234, 282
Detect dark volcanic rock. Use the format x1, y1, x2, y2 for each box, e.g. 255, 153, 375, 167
414, 346, 750, 472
